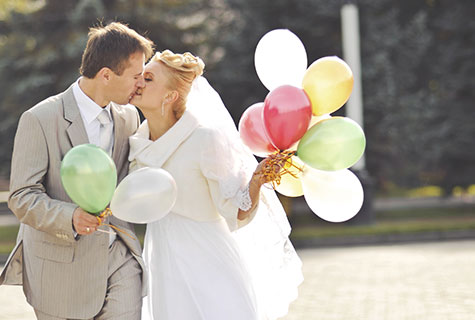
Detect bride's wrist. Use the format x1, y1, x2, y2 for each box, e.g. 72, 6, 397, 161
251, 171, 265, 187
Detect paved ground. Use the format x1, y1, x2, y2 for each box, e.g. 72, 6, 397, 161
283, 240, 475, 320
1, 240, 475, 319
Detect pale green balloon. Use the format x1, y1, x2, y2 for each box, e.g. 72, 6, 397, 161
60, 144, 117, 215
297, 117, 366, 171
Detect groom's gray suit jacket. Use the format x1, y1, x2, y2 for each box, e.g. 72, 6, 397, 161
0, 84, 146, 319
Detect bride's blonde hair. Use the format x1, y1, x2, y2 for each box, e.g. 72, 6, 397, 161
153, 50, 205, 119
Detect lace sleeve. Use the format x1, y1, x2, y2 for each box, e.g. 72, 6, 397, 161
233, 182, 252, 212
199, 127, 257, 230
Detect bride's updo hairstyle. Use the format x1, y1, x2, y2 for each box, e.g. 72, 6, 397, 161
154, 49, 204, 119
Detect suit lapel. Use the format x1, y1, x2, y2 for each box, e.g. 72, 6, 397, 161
110, 103, 127, 165
63, 87, 127, 163
63, 85, 89, 147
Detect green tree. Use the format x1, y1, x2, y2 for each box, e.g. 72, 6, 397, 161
0, 0, 234, 177
1, 0, 474, 196
361, 0, 475, 194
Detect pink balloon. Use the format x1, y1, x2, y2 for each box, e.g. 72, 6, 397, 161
239, 102, 278, 157
263, 85, 312, 150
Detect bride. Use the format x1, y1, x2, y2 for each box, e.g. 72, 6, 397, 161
129, 50, 303, 320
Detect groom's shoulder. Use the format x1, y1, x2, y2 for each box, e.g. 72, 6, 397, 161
27, 85, 72, 116
111, 102, 139, 120
111, 102, 138, 114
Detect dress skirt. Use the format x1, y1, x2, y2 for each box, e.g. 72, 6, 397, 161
141, 213, 259, 320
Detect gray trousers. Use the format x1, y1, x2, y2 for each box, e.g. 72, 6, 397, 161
35, 238, 142, 320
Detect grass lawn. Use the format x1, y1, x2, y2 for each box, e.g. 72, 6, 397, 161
0, 225, 19, 255
289, 205, 475, 240
0, 224, 148, 256
1, 205, 475, 256
290, 216, 475, 239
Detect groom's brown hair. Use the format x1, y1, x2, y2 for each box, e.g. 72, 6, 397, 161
80, 21, 154, 78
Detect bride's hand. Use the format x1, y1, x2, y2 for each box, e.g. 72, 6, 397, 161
238, 153, 288, 220
252, 153, 288, 186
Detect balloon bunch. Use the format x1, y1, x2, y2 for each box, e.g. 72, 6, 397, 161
61, 144, 177, 227
239, 29, 366, 223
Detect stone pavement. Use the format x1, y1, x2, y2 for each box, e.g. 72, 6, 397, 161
283, 240, 475, 320
1, 240, 475, 319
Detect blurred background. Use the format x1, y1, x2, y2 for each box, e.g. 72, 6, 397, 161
1, 0, 475, 319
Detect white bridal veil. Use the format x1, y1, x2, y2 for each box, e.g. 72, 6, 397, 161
187, 76, 304, 319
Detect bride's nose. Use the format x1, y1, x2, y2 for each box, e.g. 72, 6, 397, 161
136, 75, 145, 88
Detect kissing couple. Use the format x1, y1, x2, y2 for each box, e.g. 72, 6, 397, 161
0, 21, 303, 320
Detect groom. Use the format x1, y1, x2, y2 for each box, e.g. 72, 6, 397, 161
0, 22, 154, 319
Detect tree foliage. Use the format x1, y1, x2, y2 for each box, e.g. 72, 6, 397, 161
0, 0, 233, 175
359, 0, 475, 193
215, 0, 475, 194
0, 0, 474, 195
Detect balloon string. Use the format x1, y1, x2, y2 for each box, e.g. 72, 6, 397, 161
258, 150, 304, 189
96, 208, 136, 240
282, 154, 304, 178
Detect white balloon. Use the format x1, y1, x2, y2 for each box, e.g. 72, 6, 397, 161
301, 167, 363, 223
110, 167, 177, 224
254, 29, 307, 91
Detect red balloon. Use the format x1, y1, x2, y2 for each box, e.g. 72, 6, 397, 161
263, 85, 312, 150
239, 102, 278, 157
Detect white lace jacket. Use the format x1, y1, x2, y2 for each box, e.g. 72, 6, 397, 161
128, 110, 256, 231
129, 108, 303, 319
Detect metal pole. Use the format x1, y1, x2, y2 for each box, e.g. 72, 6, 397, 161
341, 3, 365, 171
341, 3, 374, 225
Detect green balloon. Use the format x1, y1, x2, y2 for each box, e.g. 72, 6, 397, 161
297, 117, 366, 171
60, 144, 117, 215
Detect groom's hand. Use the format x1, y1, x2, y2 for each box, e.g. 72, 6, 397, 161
73, 207, 100, 235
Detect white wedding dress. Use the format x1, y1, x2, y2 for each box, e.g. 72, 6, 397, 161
130, 77, 303, 320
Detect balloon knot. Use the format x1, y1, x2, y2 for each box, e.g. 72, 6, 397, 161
257, 150, 303, 189
96, 207, 136, 240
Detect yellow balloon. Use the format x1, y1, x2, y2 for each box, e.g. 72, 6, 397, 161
275, 156, 305, 197
309, 114, 332, 127
302, 56, 354, 116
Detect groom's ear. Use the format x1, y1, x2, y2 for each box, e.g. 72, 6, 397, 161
97, 67, 112, 82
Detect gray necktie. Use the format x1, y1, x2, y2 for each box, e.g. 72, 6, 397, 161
97, 109, 113, 155
97, 109, 116, 245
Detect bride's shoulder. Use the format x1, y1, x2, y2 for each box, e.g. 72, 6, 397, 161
186, 127, 226, 156
191, 126, 222, 144
190, 126, 234, 160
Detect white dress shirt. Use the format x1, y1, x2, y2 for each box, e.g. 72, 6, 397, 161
72, 78, 114, 148
72, 78, 116, 244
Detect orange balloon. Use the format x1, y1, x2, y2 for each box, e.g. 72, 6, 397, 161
302, 56, 354, 116
275, 156, 305, 197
